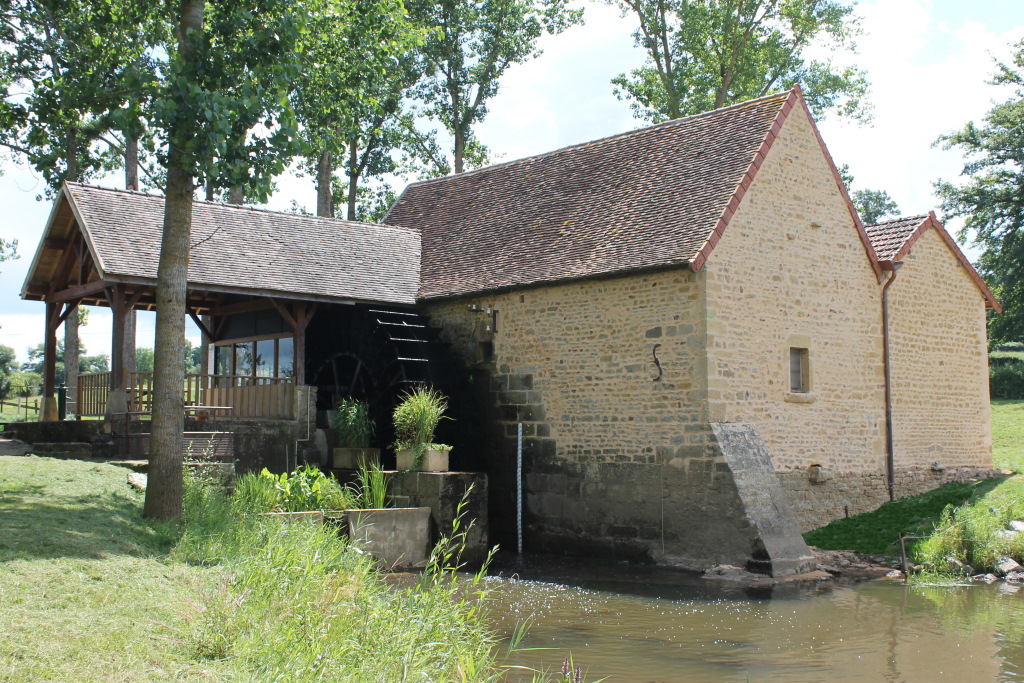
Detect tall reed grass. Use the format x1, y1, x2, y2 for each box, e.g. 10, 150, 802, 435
175, 471, 504, 681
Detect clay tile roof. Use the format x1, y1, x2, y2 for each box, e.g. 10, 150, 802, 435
56, 182, 420, 305
385, 91, 792, 300
864, 215, 929, 262
865, 212, 1001, 311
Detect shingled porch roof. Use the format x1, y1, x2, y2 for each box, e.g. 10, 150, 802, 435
22, 182, 421, 308
384, 87, 877, 300
865, 212, 1000, 311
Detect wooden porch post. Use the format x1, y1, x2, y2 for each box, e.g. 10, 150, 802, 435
107, 284, 129, 414
294, 318, 306, 383
40, 302, 61, 421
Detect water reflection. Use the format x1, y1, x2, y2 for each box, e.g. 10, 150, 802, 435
483, 554, 1024, 682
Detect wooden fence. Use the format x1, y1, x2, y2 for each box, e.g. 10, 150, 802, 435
77, 372, 296, 419
78, 372, 111, 417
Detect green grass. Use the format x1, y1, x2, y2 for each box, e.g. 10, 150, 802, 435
991, 399, 1024, 473
1, 456, 507, 681
806, 400, 1024, 572
803, 479, 1003, 555
0, 455, 228, 680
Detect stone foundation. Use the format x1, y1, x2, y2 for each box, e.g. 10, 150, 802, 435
780, 465, 1007, 532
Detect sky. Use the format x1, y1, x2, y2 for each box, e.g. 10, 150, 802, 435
1, 0, 1022, 365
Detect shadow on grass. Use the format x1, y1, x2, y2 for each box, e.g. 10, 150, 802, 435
804, 477, 1007, 555
0, 489, 176, 562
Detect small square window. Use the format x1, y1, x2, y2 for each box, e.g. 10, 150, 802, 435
789, 347, 809, 393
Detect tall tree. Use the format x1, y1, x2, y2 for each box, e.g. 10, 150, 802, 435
408, 0, 582, 174
838, 164, 899, 224
144, 0, 302, 521
609, 0, 868, 123
291, 0, 421, 218
935, 39, 1024, 346
0, 0, 164, 193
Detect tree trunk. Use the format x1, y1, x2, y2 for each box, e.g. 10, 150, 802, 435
144, 0, 205, 522
125, 136, 139, 191
64, 305, 78, 415
346, 140, 359, 220
453, 127, 465, 174
65, 125, 78, 182
228, 186, 243, 204
316, 148, 333, 217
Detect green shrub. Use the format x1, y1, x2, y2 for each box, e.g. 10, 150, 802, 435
990, 362, 1024, 399
331, 397, 374, 448
231, 466, 358, 515
914, 498, 1024, 573
392, 386, 451, 455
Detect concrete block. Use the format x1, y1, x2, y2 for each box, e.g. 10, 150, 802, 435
347, 507, 431, 570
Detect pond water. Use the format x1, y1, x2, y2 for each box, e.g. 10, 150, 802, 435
480, 554, 1024, 682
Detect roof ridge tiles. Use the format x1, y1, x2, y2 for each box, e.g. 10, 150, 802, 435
392, 89, 793, 195
865, 214, 929, 229
64, 181, 418, 234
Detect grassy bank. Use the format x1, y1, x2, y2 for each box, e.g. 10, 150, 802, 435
805, 399, 1024, 574
0, 456, 224, 680
0, 456, 504, 681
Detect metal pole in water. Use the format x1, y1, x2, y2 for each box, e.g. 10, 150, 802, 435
517, 422, 523, 556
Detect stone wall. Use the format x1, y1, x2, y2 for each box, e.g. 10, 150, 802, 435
425, 269, 732, 565
780, 466, 1005, 532
702, 100, 888, 476
420, 100, 996, 565
887, 227, 993, 469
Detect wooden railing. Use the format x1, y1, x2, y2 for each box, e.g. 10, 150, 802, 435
77, 372, 296, 419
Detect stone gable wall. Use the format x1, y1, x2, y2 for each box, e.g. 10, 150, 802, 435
887, 227, 993, 469
702, 101, 888, 476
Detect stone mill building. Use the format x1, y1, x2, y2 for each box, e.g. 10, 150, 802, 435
22, 86, 999, 576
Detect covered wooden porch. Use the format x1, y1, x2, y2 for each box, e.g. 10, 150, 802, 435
20, 183, 422, 424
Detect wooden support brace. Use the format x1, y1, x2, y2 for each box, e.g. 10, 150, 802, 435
186, 307, 215, 342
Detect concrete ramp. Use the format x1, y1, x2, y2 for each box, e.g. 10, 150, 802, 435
711, 423, 816, 577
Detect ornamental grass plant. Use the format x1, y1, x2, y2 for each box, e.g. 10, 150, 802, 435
331, 397, 375, 448
175, 470, 504, 682
392, 386, 451, 457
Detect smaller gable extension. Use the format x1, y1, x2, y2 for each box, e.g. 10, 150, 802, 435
865, 212, 1000, 312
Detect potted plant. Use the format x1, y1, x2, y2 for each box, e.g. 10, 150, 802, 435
331, 397, 380, 470
392, 386, 452, 471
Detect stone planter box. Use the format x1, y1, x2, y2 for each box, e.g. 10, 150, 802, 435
333, 447, 381, 470
396, 448, 449, 472
344, 507, 431, 570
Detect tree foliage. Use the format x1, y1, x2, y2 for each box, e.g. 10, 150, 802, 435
408, 0, 583, 174
838, 164, 899, 224
609, 0, 869, 123
291, 0, 422, 218
0, 0, 165, 194
935, 40, 1024, 345
22, 340, 108, 387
